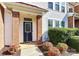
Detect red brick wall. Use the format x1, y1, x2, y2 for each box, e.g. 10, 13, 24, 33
74, 5, 79, 13
36, 15, 42, 42
12, 11, 19, 46
68, 16, 73, 28
75, 20, 79, 28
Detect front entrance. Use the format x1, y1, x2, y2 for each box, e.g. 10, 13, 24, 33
23, 18, 32, 42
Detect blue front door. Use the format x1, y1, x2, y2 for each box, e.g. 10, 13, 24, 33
23, 20, 32, 42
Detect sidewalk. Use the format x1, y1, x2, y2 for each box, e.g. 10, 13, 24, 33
20, 44, 43, 56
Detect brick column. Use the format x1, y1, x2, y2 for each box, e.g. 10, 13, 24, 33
12, 11, 19, 47
36, 15, 42, 44
68, 16, 74, 28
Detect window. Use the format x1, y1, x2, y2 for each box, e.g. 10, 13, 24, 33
61, 2, 65, 12
69, 8, 73, 12
55, 20, 59, 27
25, 22, 31, 32
61, 21, 65, 27
48, 20, 53, 28
48, 2, 53, 10
61, 6, 65, 12
55, 2, 59, 11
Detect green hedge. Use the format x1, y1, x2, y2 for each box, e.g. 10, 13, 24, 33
48, 28, 69, 45
48, 28, 79, 45
67, 36, 79, 52
65, 28, 79, 36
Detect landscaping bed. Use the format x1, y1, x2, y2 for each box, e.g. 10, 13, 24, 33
38, 42, 78, 56
1, 45, 21, 56
38, 28, 79, 56
38, 46, 48, 56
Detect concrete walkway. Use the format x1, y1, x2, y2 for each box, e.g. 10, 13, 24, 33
20, 43, 43, 56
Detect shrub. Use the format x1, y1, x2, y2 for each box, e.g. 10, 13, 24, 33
56, 43, 68, 52
48, 47, 61, 56
42, 42, 53, 51
48, 28, 79, 45
75, 30, 79, 36
48, 28, 69, 44
65, 28, 79, 36
67, 36, 79, 52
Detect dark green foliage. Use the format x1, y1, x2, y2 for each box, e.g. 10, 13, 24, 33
48, 28, 79, 44
48, 28, 69, 45
67, 36, 79, 52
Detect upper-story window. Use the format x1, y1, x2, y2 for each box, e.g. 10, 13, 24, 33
55, 2, 59, 11
69, 8, 73, 12
48, 2, 53, 10
61, 2, 65, 12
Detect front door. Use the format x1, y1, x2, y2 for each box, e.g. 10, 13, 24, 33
23, 20, 32, 42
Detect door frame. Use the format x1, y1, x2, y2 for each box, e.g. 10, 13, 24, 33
23, 19, 33, 42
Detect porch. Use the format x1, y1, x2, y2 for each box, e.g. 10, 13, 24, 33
0, 2, 48, 50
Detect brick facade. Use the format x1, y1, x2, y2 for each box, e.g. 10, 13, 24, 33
36, 15, 42, 43
12, 11, 19, 46
74, 5, 79, 13
75, 20, 79, 28
68, 16, 74, 28
74, 5, 79, 28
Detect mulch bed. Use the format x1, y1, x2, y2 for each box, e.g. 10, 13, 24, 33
38, 45, 79, 56
0, 47, 21, 56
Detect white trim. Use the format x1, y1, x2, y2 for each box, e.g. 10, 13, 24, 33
4, 9, 12, 45
12, 9, 42, 15
59, 2, 61, 12
0, 3, 7, 9
53, 2, 55, 10
19, 21, 23, 43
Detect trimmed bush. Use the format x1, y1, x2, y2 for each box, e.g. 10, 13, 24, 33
65, 28, 79, 36
48, 28, 79, 45
48, 28, 69, 44
67, 36, 79, 52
